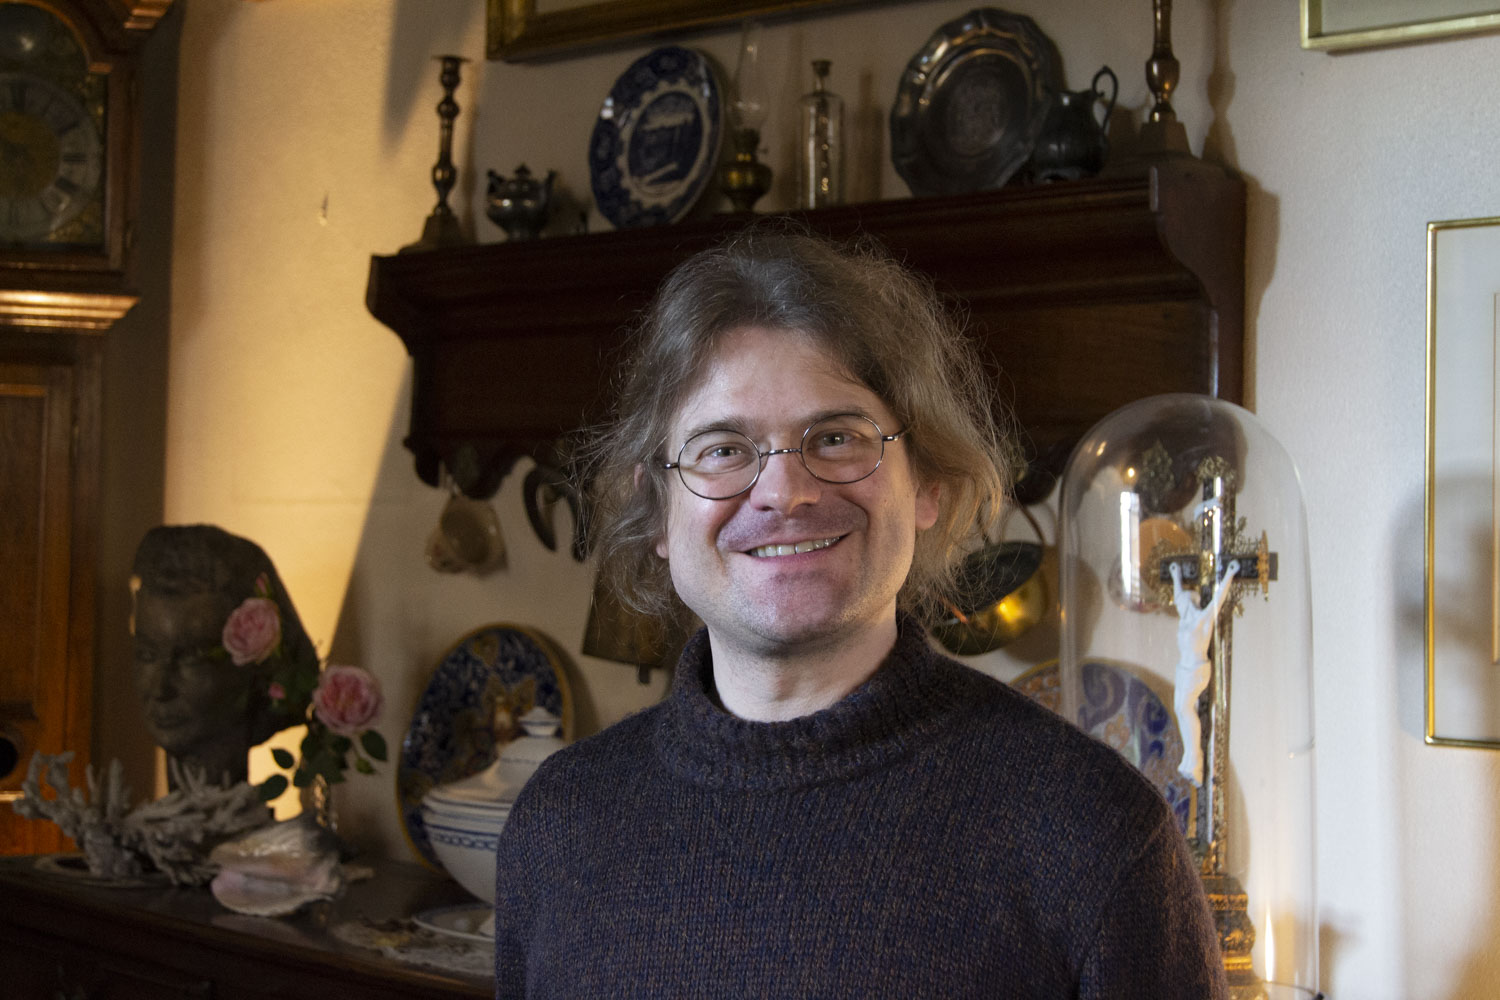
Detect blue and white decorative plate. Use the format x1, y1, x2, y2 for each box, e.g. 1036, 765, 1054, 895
588, 45, 722, 229
396, 624, 573, 869
1014, 658, 1192, 834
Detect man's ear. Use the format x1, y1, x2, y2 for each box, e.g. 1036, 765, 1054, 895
915, 480, 940, 532
638, 462, 670, 559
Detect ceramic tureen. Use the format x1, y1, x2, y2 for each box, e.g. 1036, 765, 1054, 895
421, 706, 566, 904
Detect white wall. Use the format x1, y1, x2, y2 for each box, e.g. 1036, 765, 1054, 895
147, 1, 1500, 996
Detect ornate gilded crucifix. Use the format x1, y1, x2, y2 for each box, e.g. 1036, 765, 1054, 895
1148, 454, 1279, 999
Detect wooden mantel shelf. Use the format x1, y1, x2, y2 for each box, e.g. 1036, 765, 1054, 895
366, 157, 1244, 499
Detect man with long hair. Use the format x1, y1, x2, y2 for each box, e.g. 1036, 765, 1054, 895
493, 228, 1226, 998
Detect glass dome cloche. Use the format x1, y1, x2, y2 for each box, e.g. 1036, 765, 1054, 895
1058, 394, 1320, 1000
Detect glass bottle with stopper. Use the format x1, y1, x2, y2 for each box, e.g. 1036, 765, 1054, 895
797, 59, 844, 209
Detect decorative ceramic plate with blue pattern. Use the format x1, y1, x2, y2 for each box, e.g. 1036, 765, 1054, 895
1014, 658, 1192, 833
396, 624, 573, 869
588, 45, 722, 229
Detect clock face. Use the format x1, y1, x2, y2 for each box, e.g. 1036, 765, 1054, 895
0, 71, 103, 243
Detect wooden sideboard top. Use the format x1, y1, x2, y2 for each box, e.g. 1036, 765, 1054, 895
0, 854, 492, 999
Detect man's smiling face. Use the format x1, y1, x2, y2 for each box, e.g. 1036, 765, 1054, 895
655, 325, 938, 660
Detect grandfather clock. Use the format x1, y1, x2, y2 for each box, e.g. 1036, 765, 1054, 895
0, 0, 169, 854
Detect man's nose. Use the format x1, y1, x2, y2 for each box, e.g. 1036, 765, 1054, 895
748, 448, 821, 511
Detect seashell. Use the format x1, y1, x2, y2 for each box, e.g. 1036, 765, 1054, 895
209, 813, 339, 868
208, 816, 344, 916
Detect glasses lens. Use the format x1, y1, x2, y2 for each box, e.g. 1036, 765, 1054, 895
677, 429, 760, 499
803, 415, 884, 483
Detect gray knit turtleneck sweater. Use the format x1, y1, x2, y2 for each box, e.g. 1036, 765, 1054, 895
493, 617, 1228, 999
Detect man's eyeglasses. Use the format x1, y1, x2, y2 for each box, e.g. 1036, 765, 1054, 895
663, 413, 908, 501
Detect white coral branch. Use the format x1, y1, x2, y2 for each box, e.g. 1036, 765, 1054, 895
11, 751, 272, 886
124, 761, 271, 885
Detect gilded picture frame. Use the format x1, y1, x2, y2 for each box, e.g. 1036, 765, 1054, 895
488, 0, 871, 62
1425, 216, 1500, 749
1303, 0, 1500, 50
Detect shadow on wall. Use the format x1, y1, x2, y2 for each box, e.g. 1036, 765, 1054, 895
1392, 474, 1500, 999
1199, 0, 1277, 416
1201, 0, 1237, 169
1400, 473, 1500, 741
305, 367, 429, 858
96, 3, 183, 800
313, 362, 618, 860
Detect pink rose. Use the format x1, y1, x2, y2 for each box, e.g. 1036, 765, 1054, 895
311, 665, 383, 736
222, 597, 281, 666
268, 681, 286, 701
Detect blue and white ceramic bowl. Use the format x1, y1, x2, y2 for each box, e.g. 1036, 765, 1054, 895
421, 708, 566, 904
397, 624, 571, 869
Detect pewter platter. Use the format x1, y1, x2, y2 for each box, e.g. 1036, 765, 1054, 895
890, 8, 1060, 197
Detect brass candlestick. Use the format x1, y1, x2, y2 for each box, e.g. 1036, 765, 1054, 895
1139, 0, 1191, 156
403, 54, 469, 253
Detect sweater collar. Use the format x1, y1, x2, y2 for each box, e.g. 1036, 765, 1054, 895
653, 615, 964, 790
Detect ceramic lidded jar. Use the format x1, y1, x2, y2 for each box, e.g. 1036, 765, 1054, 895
421, 706, 566, 903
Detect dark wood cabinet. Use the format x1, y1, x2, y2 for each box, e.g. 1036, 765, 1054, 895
0, 856, 491, 1000
0, 328, 110, 855
0, 0, 171, 854
367, 158, 1244, 499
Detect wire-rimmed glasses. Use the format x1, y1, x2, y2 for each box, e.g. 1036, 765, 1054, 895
663, 413, 908, 500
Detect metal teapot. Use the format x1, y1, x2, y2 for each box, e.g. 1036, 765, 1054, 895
486, 164, 556, 240
1030, 66, 1118, 182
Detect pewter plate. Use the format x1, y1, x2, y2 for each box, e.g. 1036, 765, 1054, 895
890, 7, 1060, 197
588, 45, 722, 229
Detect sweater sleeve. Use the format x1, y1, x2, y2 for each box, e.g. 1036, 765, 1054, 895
492, 780, 547, 1000
1078, 814, 1230, 1000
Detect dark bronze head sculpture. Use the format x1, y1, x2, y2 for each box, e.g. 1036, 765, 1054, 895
129, 525, 318, 786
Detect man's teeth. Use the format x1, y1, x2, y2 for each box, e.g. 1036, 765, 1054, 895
747, 536, 840, 558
